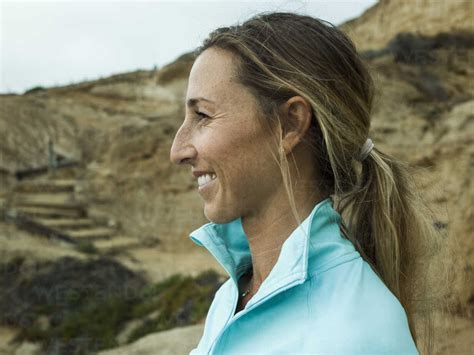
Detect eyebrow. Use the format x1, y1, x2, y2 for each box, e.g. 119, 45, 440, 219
186, 97, 216, 107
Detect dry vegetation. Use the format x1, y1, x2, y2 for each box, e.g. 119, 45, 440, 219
0, 1, 472, 353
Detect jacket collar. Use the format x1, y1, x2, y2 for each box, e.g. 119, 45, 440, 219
189, 197, 355, 302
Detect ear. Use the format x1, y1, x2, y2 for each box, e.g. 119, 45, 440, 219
280, 96, 313, 154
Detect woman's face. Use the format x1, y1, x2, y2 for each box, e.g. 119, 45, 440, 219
170, 47, 282, 223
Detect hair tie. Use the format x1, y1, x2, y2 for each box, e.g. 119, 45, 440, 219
356, 138, 374, 161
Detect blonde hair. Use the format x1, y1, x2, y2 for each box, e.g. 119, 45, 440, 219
195, 12, 453, 354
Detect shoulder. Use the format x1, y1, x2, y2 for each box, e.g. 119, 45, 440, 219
307, 257, 419, 354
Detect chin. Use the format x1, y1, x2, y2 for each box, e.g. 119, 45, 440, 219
204, 204, 239, 224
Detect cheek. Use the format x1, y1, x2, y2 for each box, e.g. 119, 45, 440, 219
221, 138, 274, 190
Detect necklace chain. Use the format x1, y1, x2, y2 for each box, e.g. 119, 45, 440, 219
241, 289, 252, 297
241, 269, 254, 298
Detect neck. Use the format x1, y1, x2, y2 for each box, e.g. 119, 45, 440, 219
241, 187, 323, 293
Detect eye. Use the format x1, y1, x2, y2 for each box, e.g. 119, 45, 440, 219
195, 111, 209, 120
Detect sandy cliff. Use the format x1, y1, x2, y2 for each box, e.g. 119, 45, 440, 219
340, 0, 473, 51
0, 0, 473, 353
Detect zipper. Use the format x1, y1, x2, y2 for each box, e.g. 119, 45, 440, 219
207, 276, 306, 354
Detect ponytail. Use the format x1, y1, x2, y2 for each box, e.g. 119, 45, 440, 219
335, 147, 454, 354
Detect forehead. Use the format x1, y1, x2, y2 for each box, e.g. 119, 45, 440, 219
186, 48, 242, 103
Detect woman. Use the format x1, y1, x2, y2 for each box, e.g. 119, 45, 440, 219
170, 12, 446, 354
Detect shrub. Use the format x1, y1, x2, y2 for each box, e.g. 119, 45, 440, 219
0, 257, 222, 354
24, 86, 45, 94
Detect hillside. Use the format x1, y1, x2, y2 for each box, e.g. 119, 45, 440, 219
340, 0, 473, 51
1, 1, 473, 353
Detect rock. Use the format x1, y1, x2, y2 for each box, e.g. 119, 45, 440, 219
115, 310, 162, 346
99, 323, 204, 355
14, 342, 42, 355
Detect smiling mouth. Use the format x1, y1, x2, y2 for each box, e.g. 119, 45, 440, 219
197, 173, 217, 187
198, 174, 217, 192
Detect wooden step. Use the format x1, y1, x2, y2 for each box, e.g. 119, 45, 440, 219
13, 201, 83, 209
13, 193, 76, 207
0, 196, 6, 210
11, 206, 86, 218
33, 217, 97, 229
67, 227, 115, 240
14, 179, 76, 193
93, 236, 142, 253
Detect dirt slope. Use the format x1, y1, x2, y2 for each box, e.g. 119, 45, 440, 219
0, 1, 473, 353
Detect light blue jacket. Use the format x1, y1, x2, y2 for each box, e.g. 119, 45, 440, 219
188, 197, 419, 354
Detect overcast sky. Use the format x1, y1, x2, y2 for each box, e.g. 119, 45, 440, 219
1, 0, 378, 94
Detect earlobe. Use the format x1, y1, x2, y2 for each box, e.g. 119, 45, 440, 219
282, 131, 300, 155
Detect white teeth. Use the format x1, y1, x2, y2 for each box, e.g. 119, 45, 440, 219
198, 173, 217, 186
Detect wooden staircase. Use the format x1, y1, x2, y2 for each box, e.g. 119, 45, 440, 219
3, 177, 142, 255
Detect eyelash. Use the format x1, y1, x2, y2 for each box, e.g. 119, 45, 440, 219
195, 111, 209, 120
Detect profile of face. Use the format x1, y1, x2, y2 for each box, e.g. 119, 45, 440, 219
169, 47, 282, 223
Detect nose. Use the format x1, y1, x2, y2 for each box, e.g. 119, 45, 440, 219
169, 124, 197, 166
